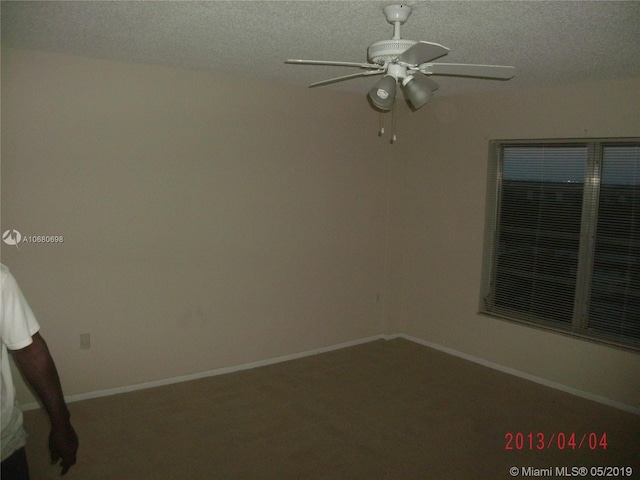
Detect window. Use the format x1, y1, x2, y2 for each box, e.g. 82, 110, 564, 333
481, 139, 640, 350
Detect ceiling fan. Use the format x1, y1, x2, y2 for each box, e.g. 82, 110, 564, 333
286, 4, 516, 112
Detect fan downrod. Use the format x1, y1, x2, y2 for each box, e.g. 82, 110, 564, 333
368, 5, 416, 64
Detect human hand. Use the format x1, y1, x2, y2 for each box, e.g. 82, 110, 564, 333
49, 423, 79, 475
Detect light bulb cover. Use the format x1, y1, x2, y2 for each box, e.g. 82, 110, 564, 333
402, 75, 433, 110
368, 75, 397, 111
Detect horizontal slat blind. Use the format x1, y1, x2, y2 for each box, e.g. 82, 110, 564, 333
588, 144, 640, 343
493, 145, 587, 326
483, 139, 640, 349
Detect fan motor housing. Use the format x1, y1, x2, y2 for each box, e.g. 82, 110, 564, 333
368, 39, 417, 65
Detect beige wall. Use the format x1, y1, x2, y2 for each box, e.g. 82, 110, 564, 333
2, 47, 639, 410
1, 48, 392, 400
392, 78, 640, 408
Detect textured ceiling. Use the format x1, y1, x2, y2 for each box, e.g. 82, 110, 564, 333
2, 0, 639, 97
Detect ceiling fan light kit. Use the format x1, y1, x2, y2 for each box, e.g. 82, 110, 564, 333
402, 75, 433, 110
286, 4, 516, 141
369, 75, 398, 111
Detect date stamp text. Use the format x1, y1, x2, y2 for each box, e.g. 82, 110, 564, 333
505, 432, 607, 451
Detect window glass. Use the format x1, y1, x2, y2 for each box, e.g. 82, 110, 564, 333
483, 140, 640, 350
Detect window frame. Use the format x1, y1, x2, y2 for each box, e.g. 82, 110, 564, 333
480, 138, 640, 352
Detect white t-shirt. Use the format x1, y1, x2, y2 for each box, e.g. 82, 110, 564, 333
1, 264, 40, 461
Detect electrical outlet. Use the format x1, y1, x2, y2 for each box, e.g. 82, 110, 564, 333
80, 333, 91, 350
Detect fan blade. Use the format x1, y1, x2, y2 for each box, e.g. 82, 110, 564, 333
421, 63, 516, 79
309, 70, 384, 88
286, 59, 382, 69
397, 41, 449, 66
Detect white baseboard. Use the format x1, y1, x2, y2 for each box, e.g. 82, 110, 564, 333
23, 333, 640, 416
21, 334, 387, 411
396, 333, 640, 416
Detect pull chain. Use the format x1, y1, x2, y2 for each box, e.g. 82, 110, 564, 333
376, 110, 397, 144
378, 112, 385, 136
390, 104, 397, 144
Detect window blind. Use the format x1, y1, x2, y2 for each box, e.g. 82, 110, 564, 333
493, 145, 587, 326
588, 144, 640, 342
482, 139, 640, 350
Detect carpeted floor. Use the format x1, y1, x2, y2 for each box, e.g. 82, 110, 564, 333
22, 338, 640, 479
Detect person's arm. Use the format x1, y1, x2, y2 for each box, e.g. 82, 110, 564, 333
11, 332, 79, 475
